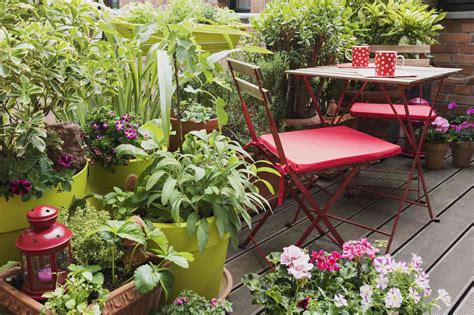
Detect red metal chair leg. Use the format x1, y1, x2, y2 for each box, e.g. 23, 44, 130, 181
241, 210, 272, 247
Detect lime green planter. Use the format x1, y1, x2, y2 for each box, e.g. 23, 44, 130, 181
152, 217, 230, 303
87, 159, 153, 196
0, 163, 88, 265
112, 19, 248, 53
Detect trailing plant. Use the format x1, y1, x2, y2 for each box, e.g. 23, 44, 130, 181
58, 204, 119, 267
83, 107, 144, 169
156, 289, 233, 315
90, 217, 193, 296
243, 240, 451, 314
103, 130, 275, 252
42, 264, 109, 315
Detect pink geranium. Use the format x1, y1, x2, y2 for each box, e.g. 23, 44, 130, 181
280, 245, 313, 280
432, 117, 450, 133
342, 238, 379, 260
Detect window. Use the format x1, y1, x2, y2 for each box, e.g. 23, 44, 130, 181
230, 0, 251, 13
438, 0, 474, 12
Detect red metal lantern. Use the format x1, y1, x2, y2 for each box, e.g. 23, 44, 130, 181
15, 205, 73, 300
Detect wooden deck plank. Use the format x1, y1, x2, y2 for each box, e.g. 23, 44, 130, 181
228, 158, 462, 314
453, 286, 474, 315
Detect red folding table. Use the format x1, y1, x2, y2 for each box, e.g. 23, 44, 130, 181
287, 65, 461, 252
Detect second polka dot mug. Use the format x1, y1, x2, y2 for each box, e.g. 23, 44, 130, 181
345, 45, 370, 67
375, 51, 405, 77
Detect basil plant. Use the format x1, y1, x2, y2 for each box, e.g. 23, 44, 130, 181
104, 130, 277, 252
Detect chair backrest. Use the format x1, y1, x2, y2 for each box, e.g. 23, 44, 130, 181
227, 58, 288, 164
369, 45, 431, 67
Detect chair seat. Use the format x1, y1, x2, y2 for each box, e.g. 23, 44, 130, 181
350, 102, 436, 120
258, 126, 401, 174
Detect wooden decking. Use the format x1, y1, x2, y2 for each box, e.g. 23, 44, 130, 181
226, 155, 474, 314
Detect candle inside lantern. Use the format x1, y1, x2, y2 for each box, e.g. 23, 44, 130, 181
38, 267, 52, 283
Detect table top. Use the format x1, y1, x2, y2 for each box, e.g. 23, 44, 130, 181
287, 65, 462, 86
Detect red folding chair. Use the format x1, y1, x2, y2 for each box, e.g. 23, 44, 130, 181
227, 59, 401, 258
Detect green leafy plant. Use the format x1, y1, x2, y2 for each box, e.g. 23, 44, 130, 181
180, 103, 215, 123
156, 289, 233, 315
0, 261, 19, 273
104, 130, 275, 252
42, 264, 109, 315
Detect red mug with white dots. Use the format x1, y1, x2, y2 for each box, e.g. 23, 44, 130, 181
345, 45, 370, 67
375, 51, 405, 77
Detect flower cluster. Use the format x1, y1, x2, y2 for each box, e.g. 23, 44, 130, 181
159, 290, 233, 314
83, 107, 143, 168
432, 116, 450, 133
447, 105, 474, 143
244, 239, 451, 314
426, 116, 452, 144
280, 245, 313, 279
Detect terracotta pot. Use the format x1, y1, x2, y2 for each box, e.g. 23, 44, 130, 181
423, 143, 449, 170
169, 118, 219, 151
0, 265, 162, 315
451, 142, 474, 168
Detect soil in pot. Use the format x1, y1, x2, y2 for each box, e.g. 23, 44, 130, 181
423, 143, 449, 170
0, 163, 88, 265
152, 217, 229, 303
451, 142, 474, 168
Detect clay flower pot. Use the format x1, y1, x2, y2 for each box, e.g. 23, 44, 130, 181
451, 142, 474, 168
0, 264, 162, 315
423, 142, 449, 170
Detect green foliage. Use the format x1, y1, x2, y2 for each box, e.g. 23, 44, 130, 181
355, 0, 446, 45
0, 261, 19, 273
83, 107, 144, 168
42, 264, 109, 315
0, 110, 75, 200
107, 130, 273, 252
57, 204, 119, 268
156, 289, 233, 315
180, 103, 215, 123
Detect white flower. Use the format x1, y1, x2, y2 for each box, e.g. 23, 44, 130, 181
392, 261, 409, 274
410, 253, 423, 270
415, 272, 432, 297
280, 245, 305, 266
376, 274, 389, 289
287, 254, 313, 280
437, 289, 451, 307
373, 255, 394, 274
408, 287, 421, 304
384, 287, 403, 309
334, 294, 348, 308
360, 284, 373, 303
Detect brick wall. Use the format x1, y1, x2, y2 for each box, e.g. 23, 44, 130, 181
431, 18, 474, 113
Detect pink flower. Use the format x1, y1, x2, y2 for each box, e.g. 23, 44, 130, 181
432, 117, 450, 133
9, 179, 32, 196
121, 113, 130, 121
467, 108, 474, 115
310, 250, 341, 271
281, 245, 305, 266
124, 128, 137, 140
109, 111, 115, 117
287, 255, 313, 280
58, 154, 73, 168
342, 238, 379, 260
448, 102, 457, 110
174, 297, 185, 305
384, 287, 403, 308
115, 121, 124, 131
209, 298, 218, 307
373, 255, 394, 274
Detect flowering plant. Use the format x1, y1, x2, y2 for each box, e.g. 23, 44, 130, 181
425, 116, 451, 144
156, 290, 233, 315
243, 240, 451, 314
83, 107, 144, 169
446, 104, 474, 143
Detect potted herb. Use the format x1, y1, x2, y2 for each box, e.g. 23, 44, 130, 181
0, 206, 192, 315
102, 130, 273, 301
424, 116, 451, 170
448, 105, 474, 168
84, 107, 153, 197
156, 289, 233, 314
243, 240, 451, 313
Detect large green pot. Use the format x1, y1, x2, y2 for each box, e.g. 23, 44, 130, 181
112, 19, 248, 53
87, 159, 153, 196
0, 163, 88, 265
152, 217, 230, 303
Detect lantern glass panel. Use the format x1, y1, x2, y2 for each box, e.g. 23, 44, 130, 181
56, 246, 71, 282
30, 255, 54, 291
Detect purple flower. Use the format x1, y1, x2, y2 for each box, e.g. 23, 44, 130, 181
124, 128, 137, 140
96, 135, 104, 140
101, 122, 109, 130
9, 179, 32, 196
93, 148, 102, 156
448, 102, 458, 110
121, 113, 130, 121
173, 298, 184, 305
58, 154, 73, 168
467, 108, 474, 115
91, 122, 100, 129
209, 298, 218, 307
109, 111, 115, 117
115, 121, 124, 131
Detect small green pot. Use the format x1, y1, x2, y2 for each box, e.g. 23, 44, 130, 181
152, 217, 230, 303
87, 159, 153, 196
0, 163, 89, 265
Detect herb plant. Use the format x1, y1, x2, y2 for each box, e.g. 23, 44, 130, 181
180, 103, 215, 123
105, 130, 274, 252
156, 289, 233, 315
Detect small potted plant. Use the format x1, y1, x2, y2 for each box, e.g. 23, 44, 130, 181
84, 107, 153, 197
100, 130, 273, 302
447, 105, 474, 168
243, 240, 451, 313
423, 116, 451, 170
0, 205, 193, 315
156, 289, 233, 314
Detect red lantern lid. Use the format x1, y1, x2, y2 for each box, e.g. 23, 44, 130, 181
408, 97, 430, 106
16, 206, 73, 254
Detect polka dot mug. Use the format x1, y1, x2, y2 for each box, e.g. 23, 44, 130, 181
345, 45, 370, 67
375, 51, 405, 77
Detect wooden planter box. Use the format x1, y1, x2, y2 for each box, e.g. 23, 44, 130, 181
0, 265, 162, 315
